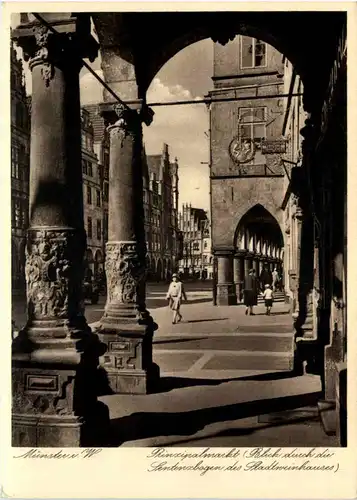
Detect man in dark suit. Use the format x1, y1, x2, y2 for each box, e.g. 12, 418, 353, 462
243, 268, 259, 316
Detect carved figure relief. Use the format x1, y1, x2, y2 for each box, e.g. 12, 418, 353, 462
25, 229, 74, 319
105, 242, 146, 305
108, 103, 140, 148
30, 25, 55, 87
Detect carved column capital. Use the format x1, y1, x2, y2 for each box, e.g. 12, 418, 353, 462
12, 18, 99, 87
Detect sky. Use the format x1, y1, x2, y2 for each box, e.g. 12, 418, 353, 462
13, 12, 214, 213
79, 39, 214, 212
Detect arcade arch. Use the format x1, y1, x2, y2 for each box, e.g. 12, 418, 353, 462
231, 204, 284, 303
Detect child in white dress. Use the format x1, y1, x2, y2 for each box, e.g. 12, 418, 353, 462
261, 284, 274, 315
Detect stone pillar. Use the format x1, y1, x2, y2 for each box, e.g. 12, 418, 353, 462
11, 18, 106, 447
253, 258, 260, 276
95, 102, 159, 394
216, 253, 235, 305
244, 255, 252, 276
233, 254, 244, 303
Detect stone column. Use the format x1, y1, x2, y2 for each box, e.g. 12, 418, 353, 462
11, 18, 105, 447
253, 258, 260, 276
216, 252, 235, 305
244, 255, 252, 276
95, 102, 159, 394
233, 254, 244, 303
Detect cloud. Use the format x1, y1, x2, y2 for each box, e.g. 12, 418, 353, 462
144, 78, 210, 211
80, 69, 104, 105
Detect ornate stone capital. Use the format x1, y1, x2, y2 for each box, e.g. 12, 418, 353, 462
106, 103, 142, 146
12, 17, 99, 87
105, 241, 146, 307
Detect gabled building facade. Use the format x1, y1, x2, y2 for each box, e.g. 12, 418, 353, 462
11, 41, 30, 294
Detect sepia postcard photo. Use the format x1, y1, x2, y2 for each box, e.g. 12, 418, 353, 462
1, 1, 356, 498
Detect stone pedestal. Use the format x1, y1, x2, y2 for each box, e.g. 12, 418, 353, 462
233, 255, 244, 303
216, 254, 236, 306
12, 18, 106, 447
94, 103, 159, 394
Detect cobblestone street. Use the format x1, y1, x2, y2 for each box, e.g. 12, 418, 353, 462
107, 284, 337, 446
12, 281, 335, 447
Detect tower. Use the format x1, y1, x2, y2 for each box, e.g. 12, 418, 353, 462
207, 35, 286, 305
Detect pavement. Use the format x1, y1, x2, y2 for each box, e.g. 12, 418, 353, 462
11, 282, 338, 447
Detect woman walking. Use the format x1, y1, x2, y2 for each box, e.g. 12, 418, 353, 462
166, 273, 187, 324
243, 268, 259, 316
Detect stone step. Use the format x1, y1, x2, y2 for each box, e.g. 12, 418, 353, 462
153, 349, 294, 372
201, 351, 294, 371
154, 332, 294, 353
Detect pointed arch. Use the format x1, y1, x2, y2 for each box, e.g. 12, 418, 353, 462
233, 203, 283, 249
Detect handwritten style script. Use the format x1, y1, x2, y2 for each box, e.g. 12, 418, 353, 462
13, 448, 102, 459
146, 447, 339, 475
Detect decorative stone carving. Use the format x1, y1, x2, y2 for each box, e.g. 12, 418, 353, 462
28, 24, 55, 87
108, 103, 140, 147
12, 372, 75, 416
25, 228, 82, 320
105, 241, 146, 305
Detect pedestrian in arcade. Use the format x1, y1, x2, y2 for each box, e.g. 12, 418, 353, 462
261, 283, 274, 315
259, 264, 273, 291
166, 273, 187, 324
243, 268, 259, 316
272, 267, 279, 292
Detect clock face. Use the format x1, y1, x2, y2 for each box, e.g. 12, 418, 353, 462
229, 137, 255, 164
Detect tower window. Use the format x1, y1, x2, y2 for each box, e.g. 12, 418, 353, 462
238, 107, 267, 149
241, 37, 267, 69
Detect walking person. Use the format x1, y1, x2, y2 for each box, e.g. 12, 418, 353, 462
261, 283, 274, 315
166, 273, 187, 324
243, 268, 259, 316
259, 264, 273, 292
272, 267, 279, 292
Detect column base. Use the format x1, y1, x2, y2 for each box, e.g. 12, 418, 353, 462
95, 311, 160, 395
12, 330, 107, 447
103, 364, 160, 395
216, 283, 236, 306
12, 413, 82, 447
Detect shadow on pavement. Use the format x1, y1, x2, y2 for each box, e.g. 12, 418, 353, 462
106, 390, 322, 446
155, 370, 299, 392
185, 317, 229, 324
153, 337, 208, 345
155, 413, 322, 447
147, 297, 212, 309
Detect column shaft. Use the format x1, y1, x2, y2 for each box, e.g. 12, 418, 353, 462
96, 103, 159, 394
216, 254, 235, 305
12, 20, 105, 447
233, 256, 244, 302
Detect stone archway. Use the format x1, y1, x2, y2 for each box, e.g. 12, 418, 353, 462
93, 11, 344, 114
232, 204, 285, 300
